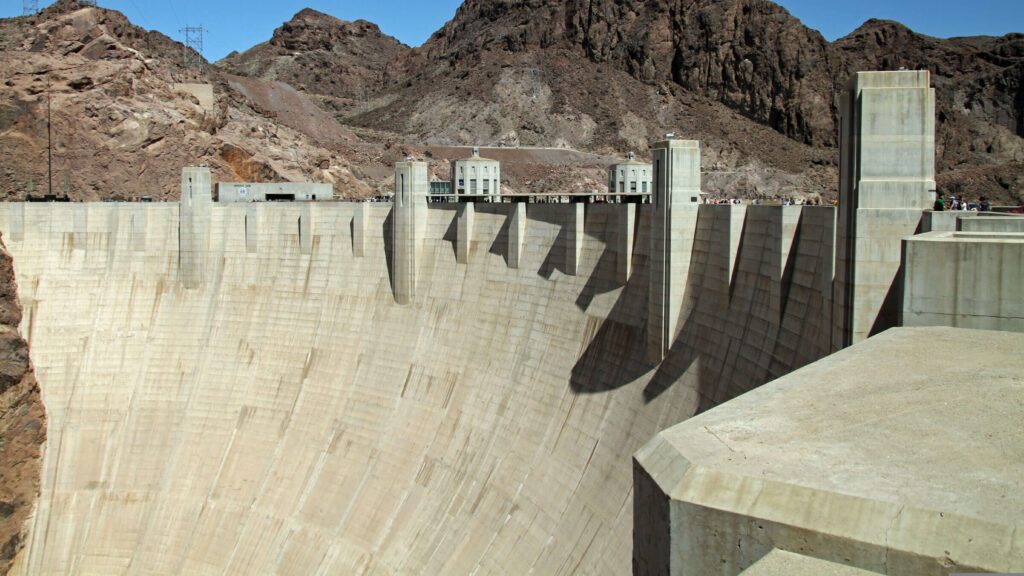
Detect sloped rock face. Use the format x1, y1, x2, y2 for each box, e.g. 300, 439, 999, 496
360, 0, 1022, 201
0, 4, 388, 200
0, 237, 44, 576
669, 0, 835, 146
219, 9, 409, 111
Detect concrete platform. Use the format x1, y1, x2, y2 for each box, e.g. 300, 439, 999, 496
635, 326, 1024, 575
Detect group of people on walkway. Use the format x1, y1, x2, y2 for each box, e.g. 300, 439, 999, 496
934, 194, 990, 212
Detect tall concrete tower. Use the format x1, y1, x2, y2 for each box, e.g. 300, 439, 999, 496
393, 160, 428, 305
648, 139, 701, 362
833, 71, 935, 349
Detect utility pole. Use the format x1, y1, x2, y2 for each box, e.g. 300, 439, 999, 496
22, 0, 38, 16
179, 25, 206, 74
47, 75, 52, 196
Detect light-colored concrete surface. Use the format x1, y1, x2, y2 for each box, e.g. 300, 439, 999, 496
648, 139, 701, 361
609, 152, 653, 197
902, 230, 1024, 332
834, 71, 935, 349
215, 182, 334, 203
450, 147, 500, 200
173, 83, 214, 110
635, 326, 1024, 576
959, 213, 1024, 233
393, 160, 428, 304
739, 549, 884, 576
0, 196, 841, 575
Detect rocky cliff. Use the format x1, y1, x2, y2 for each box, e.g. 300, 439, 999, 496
0, 235, 44, 575
0, 1, 383, 201
219, 9, 409, 117
348, 0, 1022, 201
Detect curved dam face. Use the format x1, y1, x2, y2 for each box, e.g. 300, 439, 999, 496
0, 200, 834, 575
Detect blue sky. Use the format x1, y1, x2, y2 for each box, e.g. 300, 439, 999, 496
3, 0, 1022, 62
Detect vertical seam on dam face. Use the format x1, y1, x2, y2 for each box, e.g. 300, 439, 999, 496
0, 197, 839, 575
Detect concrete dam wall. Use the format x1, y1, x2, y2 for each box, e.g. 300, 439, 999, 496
0, 199, 836, 575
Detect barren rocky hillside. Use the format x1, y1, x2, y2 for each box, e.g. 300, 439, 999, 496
1, 0, 1022, 202
219, 9, 410, 118
0, 235, 44, 576
350, 0, 1022, 201
0, 0, 381, 201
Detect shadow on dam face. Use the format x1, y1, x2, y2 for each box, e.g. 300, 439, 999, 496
0, 201, 835, 575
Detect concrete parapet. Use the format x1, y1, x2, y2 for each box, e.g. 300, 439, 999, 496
902, 230, 1024, 332
393, 160, 428, 304
457, 202, 474, 264
635, 327, 1024, 576
834, 71, 935, 349
648, 139, 701, 361
920, 210, 959, 232
958, 214, 1024, 233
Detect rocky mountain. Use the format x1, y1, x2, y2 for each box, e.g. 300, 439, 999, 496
219, 9, 409, 117
0, 235, 44, 575
0, 0, 382, 201
1, 0, 1022, 202
340, 0, 1021, 201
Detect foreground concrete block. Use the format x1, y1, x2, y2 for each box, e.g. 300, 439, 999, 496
902, 230, 1024, 332
635, 327, 1024, 576
833, 71, 935, 349
648, 139, 701, 361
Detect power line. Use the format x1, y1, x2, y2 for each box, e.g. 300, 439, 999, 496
23, 1, 38, 16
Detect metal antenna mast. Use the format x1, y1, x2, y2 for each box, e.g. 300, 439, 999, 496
23, 0, 39, 16
179, 25, 206, 73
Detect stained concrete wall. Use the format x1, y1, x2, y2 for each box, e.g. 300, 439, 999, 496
901, 230, 1024, 332
0, 198, 837, 575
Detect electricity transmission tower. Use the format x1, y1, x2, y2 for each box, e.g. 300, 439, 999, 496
179, 25, 206, 73
23, 1, 38, 16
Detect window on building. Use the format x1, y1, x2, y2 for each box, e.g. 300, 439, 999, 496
630, 182, 637, 194
642, 181, 647, 194
470, 179, 477, 194
482, 179, 489, 192
619, 181, 624, 194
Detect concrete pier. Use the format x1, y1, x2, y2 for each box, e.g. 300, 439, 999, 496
457, 202, 474, 264
833, 71, 936, 349
392, 160, 428, 304
508, 202, 526, 269
179, 166, 212, 288
648, 139, 701, 361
